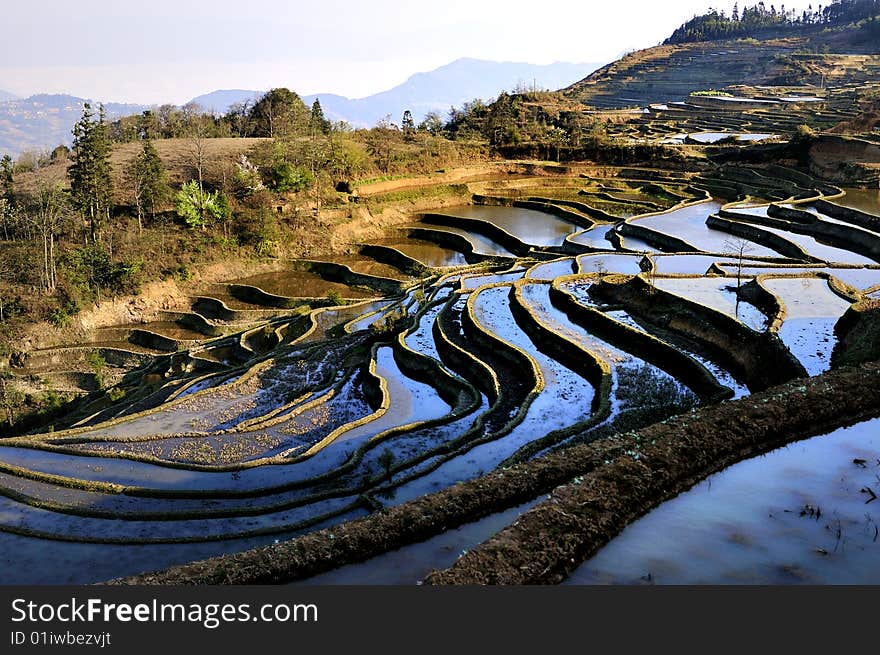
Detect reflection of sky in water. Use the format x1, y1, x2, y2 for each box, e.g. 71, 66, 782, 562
576, 253, 643, 275
569, 224, 616, 249
653, 277, 769, 332
635, 201, 780, 256
439, 205, 578, 246
0, 511, 363, 585
410, 223, 516, 257
567, 419, 880, 585
297, 498, 543, 585
526, 258, 576, 279
763, 277, 851, 376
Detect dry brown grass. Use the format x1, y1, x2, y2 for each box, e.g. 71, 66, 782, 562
110, 138, 268, 186
13, 138, 268, 203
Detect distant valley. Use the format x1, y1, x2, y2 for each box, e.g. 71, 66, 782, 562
0, 94, 148, 158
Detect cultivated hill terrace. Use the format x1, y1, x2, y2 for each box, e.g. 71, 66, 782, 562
0, 0, 878, 585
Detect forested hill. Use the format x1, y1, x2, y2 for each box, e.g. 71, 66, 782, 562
665, 0, 879, 45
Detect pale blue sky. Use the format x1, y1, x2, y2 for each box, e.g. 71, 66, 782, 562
0, 0, 821, 104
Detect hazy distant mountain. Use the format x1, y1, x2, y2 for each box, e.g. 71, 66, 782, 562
188, 89, 263, 113
303, 58, 603, 127
0, 59, 602, 157
0, 90, 18, 102
186, 59, 603, 126
0, 94, 147, 157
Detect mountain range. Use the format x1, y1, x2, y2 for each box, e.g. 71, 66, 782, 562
191, 58, 601, 126
0, 58, 600, 157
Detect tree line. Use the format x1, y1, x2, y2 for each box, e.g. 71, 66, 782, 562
0, 86, 497, 337
665, 0, 879, 44
0, 77, 668, 342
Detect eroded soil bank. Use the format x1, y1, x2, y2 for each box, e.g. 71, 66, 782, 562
110, 360, 880, 585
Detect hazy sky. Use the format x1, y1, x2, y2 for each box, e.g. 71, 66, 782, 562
0, 0, 821, 104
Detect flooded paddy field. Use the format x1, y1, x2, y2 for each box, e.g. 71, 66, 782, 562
567, 418, 880, 585
631, 201, 782, 256
660, 131, 778, 145
761, 276, 852, 376
231, 269, 378, 299
576, 253, 645, 275
723, 209, 878, 265
368, 237, 470, 268
653, 277, 769, 331
834, 188, 880, 215
568, 224, 617, 249
3, 167, 877, 585
408, 223, 516, 257
435, 204, 580, 247
296, 498, 545, 585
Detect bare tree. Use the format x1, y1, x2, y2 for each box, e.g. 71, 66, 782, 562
22, 182, 69, 293
724, 235, 754, 293
182, 104, 212, 195
226, 99, 253, 137
365, 116, 398, 174
724, 234, 756, 323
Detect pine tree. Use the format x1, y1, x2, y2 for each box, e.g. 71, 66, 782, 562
124, 140, 168, 232
309, 99, 330, 136
0, 155, 14, 208
68, 103, 114, 243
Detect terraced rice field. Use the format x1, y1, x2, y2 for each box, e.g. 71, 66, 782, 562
568, 418, 880, 584
833, 188, 880, 215
231, 269, 379, 299
2, 169, 878, 585
431, 205, 580, 247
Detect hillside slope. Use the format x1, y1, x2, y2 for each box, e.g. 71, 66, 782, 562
562, 35, 880, 108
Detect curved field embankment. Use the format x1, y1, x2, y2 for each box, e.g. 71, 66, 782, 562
586, 274, 807, 389
709, 214, 819, 261
420, 212, 534, 257
549, 276, 731, 402
423, 360, 880, 584
2, 162, 875, 582
110, 360, 880, 584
